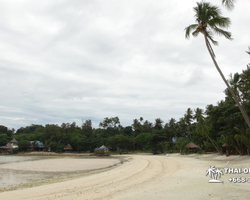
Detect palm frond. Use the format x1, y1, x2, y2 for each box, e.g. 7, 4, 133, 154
222, 0, 236, 11
213, 27, 233, 40
209, 16, 231, 29
192, 30, 200, 38
206, 31, 218, 46
246, 46, 250, 55
184, 24, 198, 39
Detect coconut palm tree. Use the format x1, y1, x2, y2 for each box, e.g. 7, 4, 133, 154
196, 116, 222, 154
185, 2, 250, 129
154, 118, 163, 130
194, 108, 204, 122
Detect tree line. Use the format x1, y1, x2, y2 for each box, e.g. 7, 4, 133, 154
1, 66, 250, 154
1, 0, 249, 155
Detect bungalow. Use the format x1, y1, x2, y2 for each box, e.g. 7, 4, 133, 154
30, 141, 45, 151
95, 145, 109, 152
185, 142, 199, 153
64, 144, 73, 153
0, 139, 18, 154
10, 139, 18, 148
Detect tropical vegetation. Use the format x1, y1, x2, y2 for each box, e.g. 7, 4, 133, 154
185, 1, 250, 129
1, 65, 250, 155
1, 1, 249, 155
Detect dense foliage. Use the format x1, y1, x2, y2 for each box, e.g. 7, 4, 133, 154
1, 67, 250, 155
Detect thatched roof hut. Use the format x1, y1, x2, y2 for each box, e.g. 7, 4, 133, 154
222, 143, 230, 147
64, 144, 73, 152
3, 143, 13, 149
10, 139, 18, 144
185, 142, 199, 149
9, 139, 18, 148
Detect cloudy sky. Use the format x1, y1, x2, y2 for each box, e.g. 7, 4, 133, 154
0, 0, 249, 130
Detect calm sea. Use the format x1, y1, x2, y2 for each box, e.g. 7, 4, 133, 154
0, 155, 42, 164
0, 156, 50, 190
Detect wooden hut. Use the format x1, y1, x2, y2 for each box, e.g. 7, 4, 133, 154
0, 143, 15, 154
64, 144, 73, 153
9, 139, 18, 148
30, 141, 45, 151
0, 139, 19, 154
185, 142, 199, 153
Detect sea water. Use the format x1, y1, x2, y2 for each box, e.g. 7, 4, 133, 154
0, 156, 51, 190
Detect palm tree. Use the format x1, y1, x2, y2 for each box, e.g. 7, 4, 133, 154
194, 108, 204, 122
185, 2, 250, 129
196, 116, 222, 154
222, 0, 236, 10
154, 118, 163, 130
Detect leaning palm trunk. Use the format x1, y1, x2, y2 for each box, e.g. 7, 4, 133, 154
205, 132, 222, 155
204, 33, 250, 129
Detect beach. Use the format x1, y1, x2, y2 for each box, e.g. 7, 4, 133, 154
1, 154, 250, 199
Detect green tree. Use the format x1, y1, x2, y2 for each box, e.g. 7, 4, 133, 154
196, 116, 222, 154
177, 117, 188, 138
151, 129, 167, 154
0, 125, 8, 134
184, 108, 194, 137
185, 2, 250, 129
70, 133, 86, 152
239, 67, 250, 104
142, 120, 153, 133
158, 141, 169, 154
18, 140, 31, 152
154, 118, 163, 130
99, 117, 121, 129
82, 119, 93, 137
175, 137, 190, 153
164, 118, 177, 143
107, 134, 132, 152
0, 134, 8, 146
132, 118, 142, 136
135, 132, 152, 151
194, 108, 204, 122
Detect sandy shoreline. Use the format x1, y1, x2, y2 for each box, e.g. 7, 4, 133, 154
0, 157, 121, 172
1, 154, 250, 199
0, 156, 122, 192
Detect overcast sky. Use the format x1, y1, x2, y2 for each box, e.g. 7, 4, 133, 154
0, 0, 249, 130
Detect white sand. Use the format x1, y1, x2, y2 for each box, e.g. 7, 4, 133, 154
1, 154, 250, 200
0, 158, 120, 172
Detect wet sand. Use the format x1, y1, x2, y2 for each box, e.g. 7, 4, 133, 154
1, 154, 250, 200
0, 156, 121, 192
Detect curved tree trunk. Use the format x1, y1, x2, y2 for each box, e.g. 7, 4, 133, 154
204, 33, 250, 129
206, 133, 222, 155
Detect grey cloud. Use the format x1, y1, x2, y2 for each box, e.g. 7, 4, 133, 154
0, 0, 249, 130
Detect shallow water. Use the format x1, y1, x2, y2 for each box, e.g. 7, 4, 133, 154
0, 156, 57, 191
0, 156, 119, 192
0, 155, 43, 164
